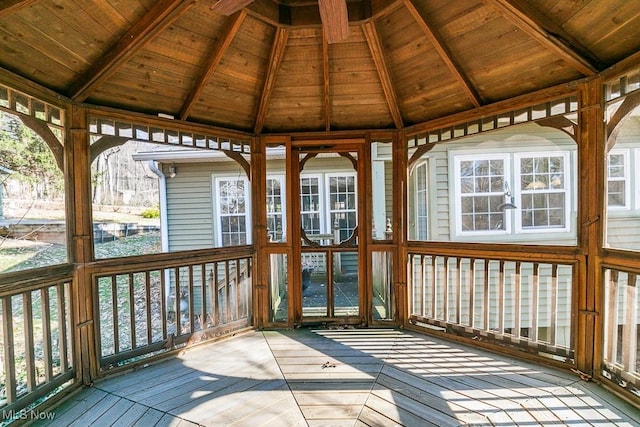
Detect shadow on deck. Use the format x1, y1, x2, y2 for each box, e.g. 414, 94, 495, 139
36, 329, 639, 426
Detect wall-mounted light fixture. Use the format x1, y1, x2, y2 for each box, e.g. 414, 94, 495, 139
168, 163, 177, 178
498, 182, 517, 210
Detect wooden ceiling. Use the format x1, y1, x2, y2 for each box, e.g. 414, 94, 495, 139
0, 0, 638, 134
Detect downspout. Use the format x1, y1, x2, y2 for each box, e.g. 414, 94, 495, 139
147, 160, 169, 252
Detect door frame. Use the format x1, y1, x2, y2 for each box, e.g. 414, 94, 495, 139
289, 139, 369, 327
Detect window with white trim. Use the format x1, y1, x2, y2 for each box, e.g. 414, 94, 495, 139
455, 155, 509, 234
266, 176, 285, 242
413, 162, 429, 240
327, 173, 357, 242
300, 175, 322, 235
606, 150, 629, 209
215, 177, 250, 246
516, 153, 570, 232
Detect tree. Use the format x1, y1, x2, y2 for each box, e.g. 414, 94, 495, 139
0, 111, 63, 200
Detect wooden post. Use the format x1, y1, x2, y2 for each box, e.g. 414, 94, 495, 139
576, 77, 605, 377
394, 130, 408, 325
252, 136, 266, 328
66, 105, 98, 384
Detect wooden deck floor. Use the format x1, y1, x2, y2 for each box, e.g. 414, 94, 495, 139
39, 328, 639, 426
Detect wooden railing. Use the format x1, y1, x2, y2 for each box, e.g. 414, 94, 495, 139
408, 247, 577, 361
0, 265, 75, 417
93, 247, 253, 370
602, 267, 640, 392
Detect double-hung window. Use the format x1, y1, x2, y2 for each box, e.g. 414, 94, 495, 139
516, 153, 570, 232
215, 177, 251, 246
327, 173, 357, 242
454, 154, 509, 235
454, 151, 571, 237
266, 176, 286, 242
606, 150, 629, 209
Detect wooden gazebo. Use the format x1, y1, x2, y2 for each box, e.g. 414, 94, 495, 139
0, 0, 639, 423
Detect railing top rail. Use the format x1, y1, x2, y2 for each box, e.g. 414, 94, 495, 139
0, 264, 74, 297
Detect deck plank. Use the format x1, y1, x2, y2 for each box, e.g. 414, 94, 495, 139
37, 329, 639, 427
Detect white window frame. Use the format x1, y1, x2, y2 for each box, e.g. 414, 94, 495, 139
213, 176, 252, 247
606, 149, 630, 210
453, 153, 510, 236
325, 172, 358, 239
514, 152, 571, 233
299, 173, 324, 235
266, 174, 286, 242
413, 162, 429, 240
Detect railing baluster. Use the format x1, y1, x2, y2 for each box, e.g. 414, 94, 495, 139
235, 259, 241, 320
468, 258, 475, 327
188, 265, 195, 334
128, 273, 136, 349
531, 263, 540, 342
3, 296, 16, 403
225, 261, 231, 323
455, 258, 461, 325
58, 283, 69, 373
201, 263, 207, 329
549, 264, 558, 346
483, 260, 489, 331
514, 262, 522, 340
430, 255, 436, 318
145, 271, 152, 345
213, 262, 219, 324
160, 269, 167, 340
442, 256, 449, 322
175, 267, 181, 335
111, 276, 119, 354
41, 287, 53, 382
498, 261, 505, 335
23, 291, 36, 392
623, 273, 637, 375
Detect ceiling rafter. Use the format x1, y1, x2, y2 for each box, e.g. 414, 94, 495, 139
318, 0, 349, 44
362, 22, 403, 129
254, 27, 289, 134
0, 0, 37, 18
484, 0, 600, 76
404, 0, 482, 108
69, 0, 196, 102
210, 0, 254, 15
322, 32, 331, 131
180, 10, 247, 121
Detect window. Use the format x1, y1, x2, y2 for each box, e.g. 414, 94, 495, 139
454, 155, 508, 234
215, 177, 250, 246
413, 163, 428, 240
453, 151, 572, 237
606, 150, 629, 209
327, 174, 357, 242
300, 175, 321, 235
516, 153, 570, 232
266, 176, 285, 242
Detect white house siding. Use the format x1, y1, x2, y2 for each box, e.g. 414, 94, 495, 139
606, 116, 640, 251
165, 161, 248, 315
410, 123, 578, 245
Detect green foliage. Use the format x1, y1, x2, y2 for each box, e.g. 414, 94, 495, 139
0, 111, 63, 199
141, 205, 160, 219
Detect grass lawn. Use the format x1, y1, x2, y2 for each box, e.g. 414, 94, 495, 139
0, 232, 161, 273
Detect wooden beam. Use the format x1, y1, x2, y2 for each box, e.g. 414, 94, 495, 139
180, 10, 247, 121
0, 0, 37, 18
484, 0, 599, 76
318, 0, 349, 44
69, 0, 196, 102
18, 115, 64, 172
362, 22, 403, 129
210, 0, 254, 15
606, 90, 640, 153
254, 27, 289, 134
322, 32, 331, 131
404, 0, 482, 108
89, 135, 130, 164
